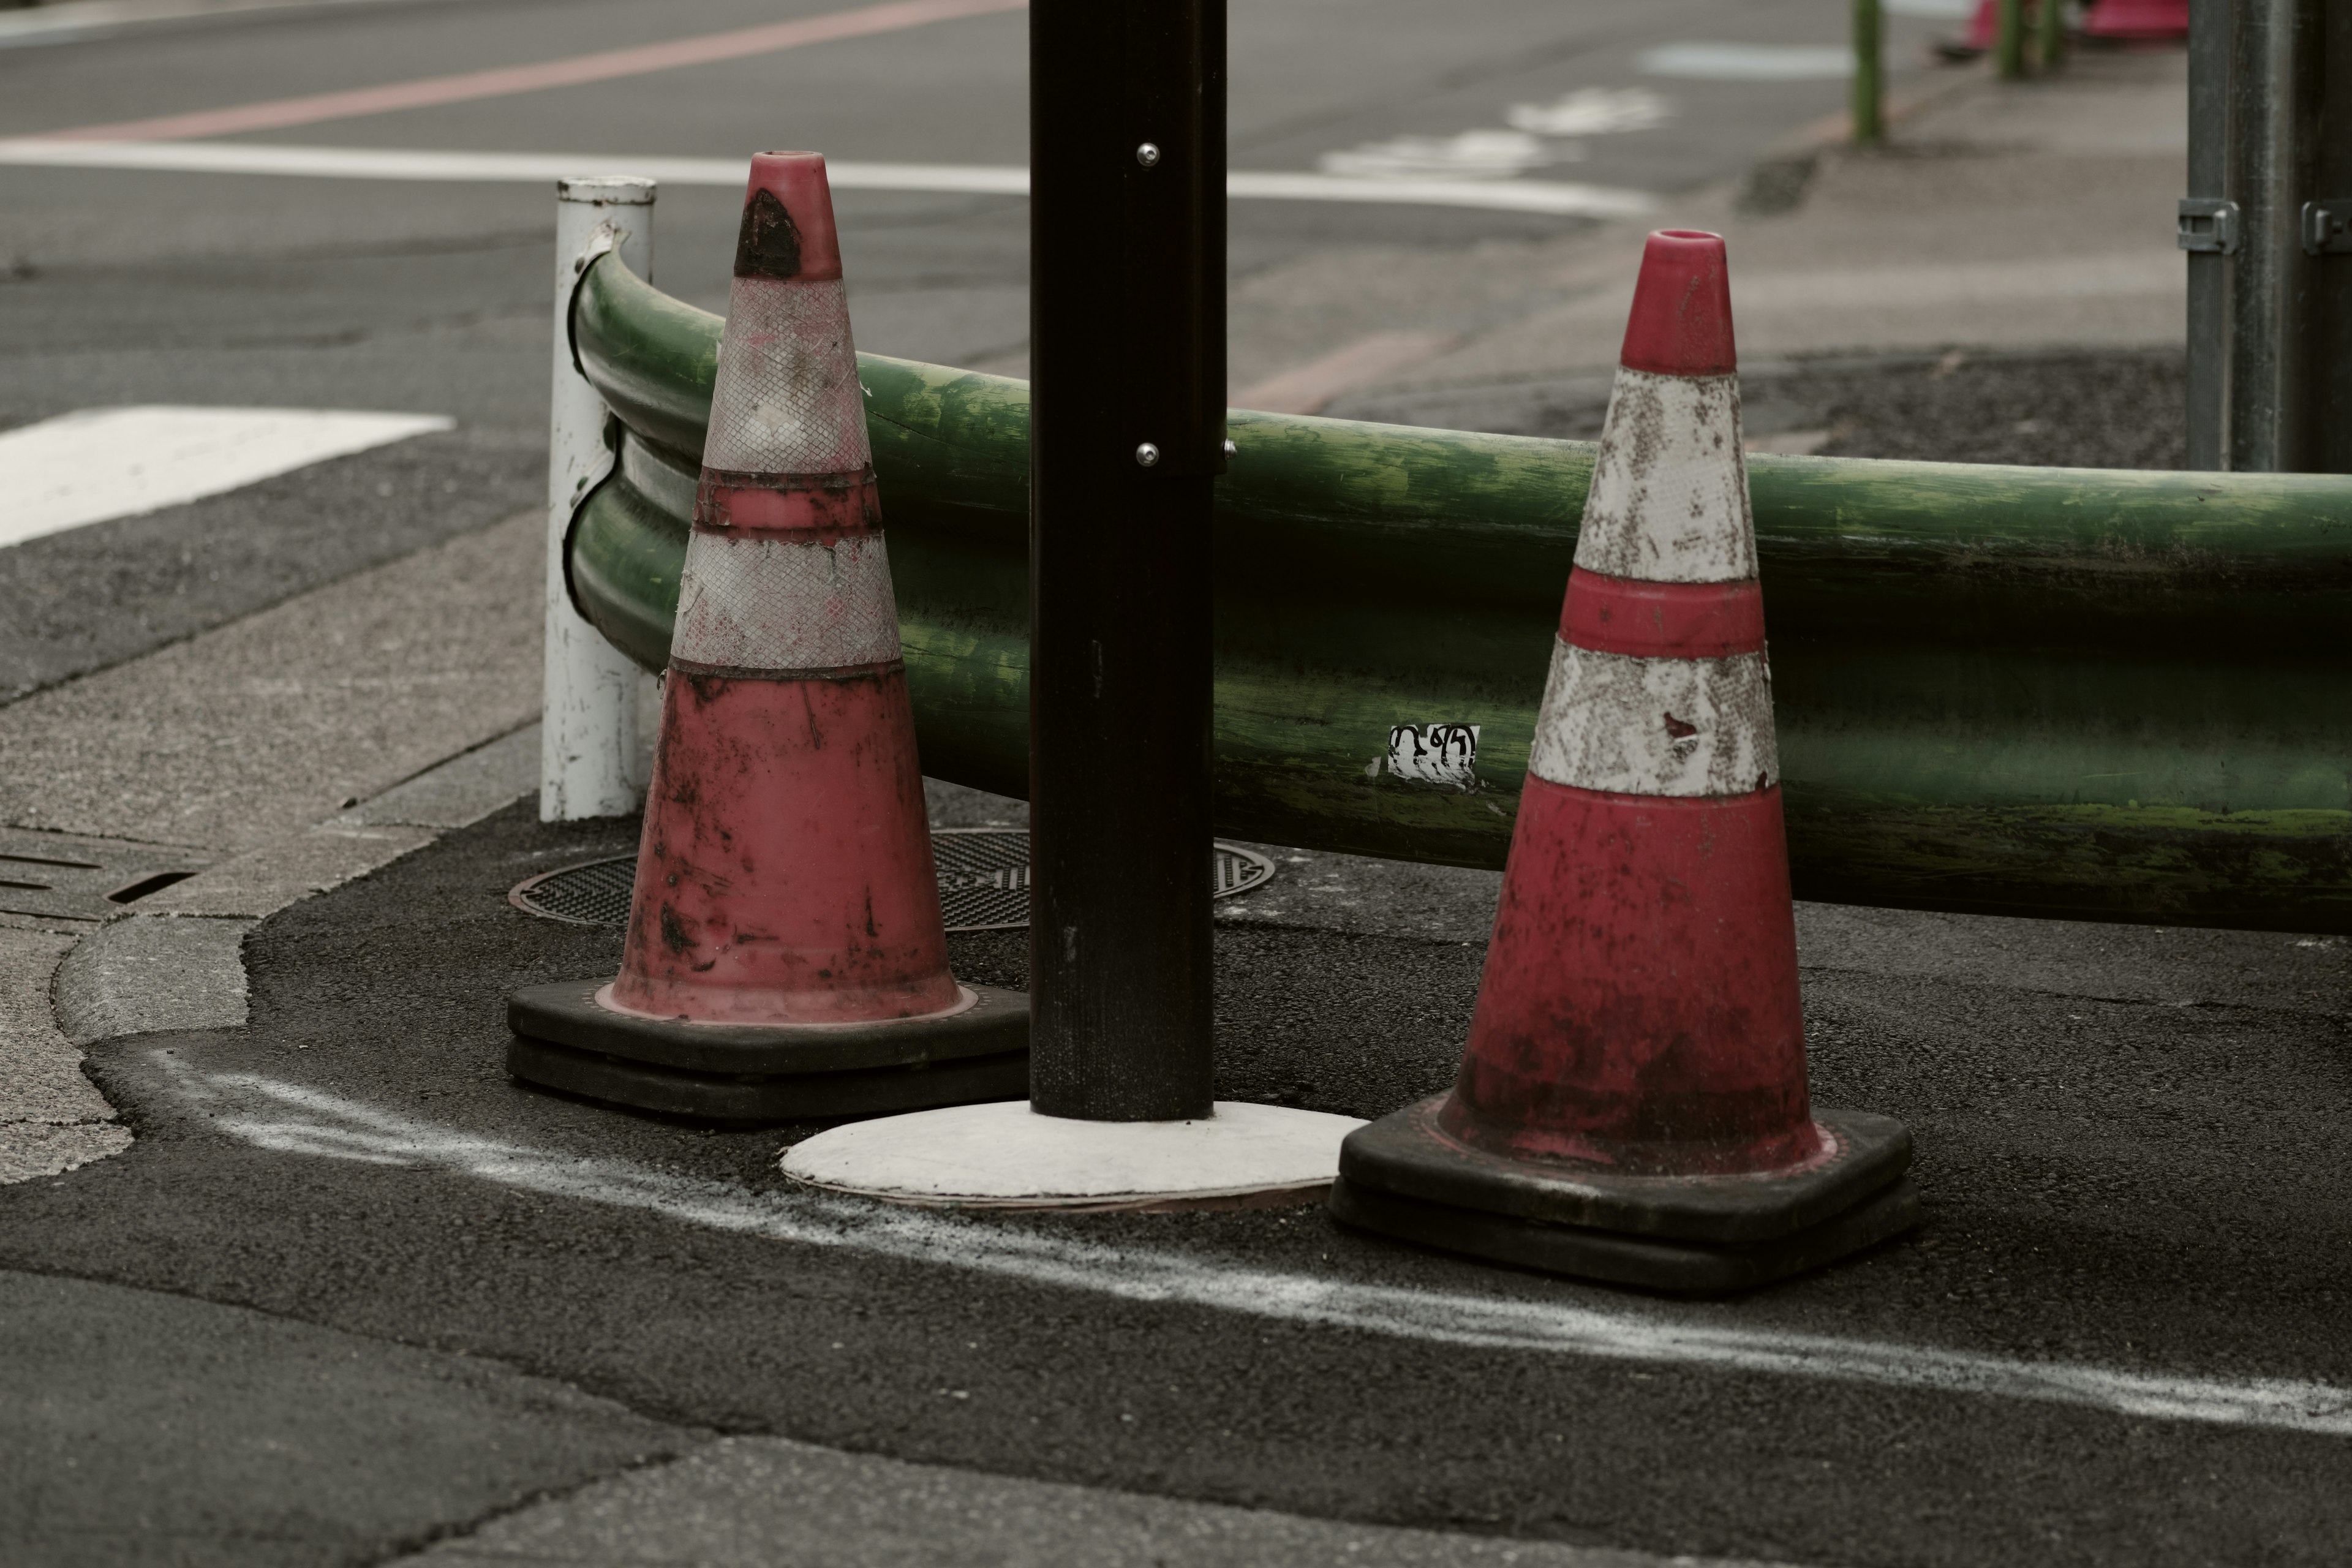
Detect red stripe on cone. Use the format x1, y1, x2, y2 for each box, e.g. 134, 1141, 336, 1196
1558, 570, 1766, 658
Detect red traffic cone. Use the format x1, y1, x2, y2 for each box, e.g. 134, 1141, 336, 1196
1330, 232, 1917, 1292
2080, 0, 2185, 40
507, 152, 1027, 1121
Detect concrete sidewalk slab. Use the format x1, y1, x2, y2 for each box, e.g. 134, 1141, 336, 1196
0, 508, 540, 853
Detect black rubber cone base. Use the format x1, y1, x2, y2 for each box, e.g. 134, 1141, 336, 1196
506, 978, 1028, 1124
1332, 1094, 1918, 1294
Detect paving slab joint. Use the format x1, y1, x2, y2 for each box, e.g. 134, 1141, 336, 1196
20, 722, 545, 1183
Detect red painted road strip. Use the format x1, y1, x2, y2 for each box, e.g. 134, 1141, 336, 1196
39, 0, 1027, 144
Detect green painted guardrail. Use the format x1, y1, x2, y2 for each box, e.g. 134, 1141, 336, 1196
567, 252, 2352, 933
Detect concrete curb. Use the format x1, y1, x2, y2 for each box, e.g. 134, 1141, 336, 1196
9, 720, 551, 1186
52, 915, 256, 1046
1737, 58, 1996, 214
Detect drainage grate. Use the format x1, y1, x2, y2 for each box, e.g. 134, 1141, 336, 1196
0, 829, 213, 923
508, 829, 1277, 932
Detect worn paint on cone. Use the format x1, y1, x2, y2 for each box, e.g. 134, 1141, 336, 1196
507, 152, 1025, 1120
1332, 230, 1914, 1289
609, 151, 959, 1025
1452, 228, 1809, 1175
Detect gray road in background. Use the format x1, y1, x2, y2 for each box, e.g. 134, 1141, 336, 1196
0, 0, 1945, 697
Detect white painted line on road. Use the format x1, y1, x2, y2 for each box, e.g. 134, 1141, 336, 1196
181, 1063, 2352, 1441
0, 406, 451, 549
1506, 87, 1675, 138
1318, 130, 1552, 181
1638, 43, 1853, 80
0, 0, 450, 50
0, 140, 1659, 219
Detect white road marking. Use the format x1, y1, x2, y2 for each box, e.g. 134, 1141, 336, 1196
1318, 129, 1554, 181
1506, 87, 1675, 138
0, 405, 451, 548
0, 139, 1659, 219
169, 1058, 2352, 1440
0, 0, 417, 50
1637, 43, 1854, 80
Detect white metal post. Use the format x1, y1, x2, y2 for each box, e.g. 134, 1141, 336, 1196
541, 175, 656, 820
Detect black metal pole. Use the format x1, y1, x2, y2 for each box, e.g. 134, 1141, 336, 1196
2226, 0, 2320, 471
2184, 0, 2231, 470
1028, 0, 1226, 1120
2311, 1, 2352, 473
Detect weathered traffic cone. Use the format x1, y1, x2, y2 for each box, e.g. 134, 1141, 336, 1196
507, 151, 1027, 1121
1329, 231, 1917, 1292
2079, 0, 2185, 40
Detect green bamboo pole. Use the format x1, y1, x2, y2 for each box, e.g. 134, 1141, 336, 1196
1853, 0, 1885, 145
1997, 0, 2027, 77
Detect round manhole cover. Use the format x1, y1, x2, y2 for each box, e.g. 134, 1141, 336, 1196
509, 830, 1276, 933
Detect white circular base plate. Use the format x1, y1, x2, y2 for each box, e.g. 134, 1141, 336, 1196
780, 1100, 1368, 1212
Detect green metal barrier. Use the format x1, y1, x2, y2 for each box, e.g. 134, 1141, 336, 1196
567, 253, 2352, 932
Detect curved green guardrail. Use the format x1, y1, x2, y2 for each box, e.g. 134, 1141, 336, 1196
568, 253, 2352, 932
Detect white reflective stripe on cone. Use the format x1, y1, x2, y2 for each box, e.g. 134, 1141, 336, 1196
1573, 368, 1757, 585
1528, 639, 1778, 797
671, 530, 903, 673
703, 276, 871, 477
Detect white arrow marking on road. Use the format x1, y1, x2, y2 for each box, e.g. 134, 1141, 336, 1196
0, 406, 451, 549
0, 139, 1659, 219
171, 1058, 2352, 1440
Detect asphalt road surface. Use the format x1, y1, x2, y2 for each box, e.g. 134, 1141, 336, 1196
3, 801, 2350, 1564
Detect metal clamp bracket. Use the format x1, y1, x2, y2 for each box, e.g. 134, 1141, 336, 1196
2303, 200, 2352, 255
2178, 197, 2241, 255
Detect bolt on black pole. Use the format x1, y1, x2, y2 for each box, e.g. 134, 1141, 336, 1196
1027, 0, 1227, 1120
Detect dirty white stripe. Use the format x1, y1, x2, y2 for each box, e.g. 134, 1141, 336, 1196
166, 1060, 2352, 1439
703, 277, 870, 477
0, 140, 1657, 218
672, 530, 901, 673
0, 405, 450, 548
1574, 369, 1755, 584
1529, 639, 1776, 797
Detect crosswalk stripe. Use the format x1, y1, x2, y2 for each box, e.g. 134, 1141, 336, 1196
0, 405, 452, 548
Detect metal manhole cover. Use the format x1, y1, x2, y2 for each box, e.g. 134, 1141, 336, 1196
509, 830, 1276, 933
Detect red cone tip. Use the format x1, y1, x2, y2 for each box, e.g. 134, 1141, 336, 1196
733, 151, 843, 284
1618, 229, 1736, 377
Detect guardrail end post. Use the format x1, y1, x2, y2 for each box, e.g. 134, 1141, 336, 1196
543, 174, 657, 822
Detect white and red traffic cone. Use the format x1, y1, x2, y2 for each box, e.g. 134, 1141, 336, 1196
508, 152, 1026, 1121
1330, 231, 1916, 1292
